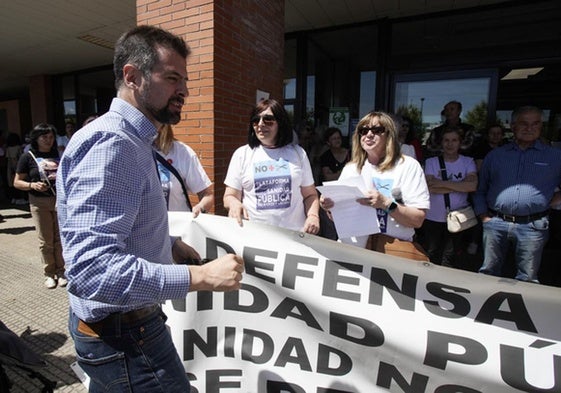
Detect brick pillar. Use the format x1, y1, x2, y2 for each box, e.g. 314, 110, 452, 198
137, 0, 284, 214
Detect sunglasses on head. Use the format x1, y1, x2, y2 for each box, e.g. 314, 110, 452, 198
358, 125, 386, 136
251, 114, 276, 126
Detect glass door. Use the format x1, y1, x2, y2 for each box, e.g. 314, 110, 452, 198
391, 70, 497, 143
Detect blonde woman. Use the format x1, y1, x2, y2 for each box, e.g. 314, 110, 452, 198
321, 111, 430, 259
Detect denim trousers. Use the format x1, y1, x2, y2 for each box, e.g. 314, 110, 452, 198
479, 216, 549, 282
69, 309, 190, 392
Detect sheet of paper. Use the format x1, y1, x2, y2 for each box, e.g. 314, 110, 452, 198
322, 175, 369, 194
317, 177, 379, 238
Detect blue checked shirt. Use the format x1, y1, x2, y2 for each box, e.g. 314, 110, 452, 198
56, 98, 190, 322
473, 140, 561, 216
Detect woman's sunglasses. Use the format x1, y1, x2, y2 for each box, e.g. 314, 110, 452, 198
358, 125, 386, 136
251, 114, 276, 126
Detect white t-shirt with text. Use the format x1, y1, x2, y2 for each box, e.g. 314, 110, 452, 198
157, 141, 212, 211
338, 155, 430, 246
224, 144, 314, 231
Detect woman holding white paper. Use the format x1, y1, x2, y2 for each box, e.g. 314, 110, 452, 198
320, 111, 430, 260
14, 123, 66, 288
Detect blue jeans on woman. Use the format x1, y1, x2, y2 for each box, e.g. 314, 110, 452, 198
69, 308, 190, 392
479, 216, 549, 282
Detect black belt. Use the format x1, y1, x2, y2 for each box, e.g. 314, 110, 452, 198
489, 209, 549, 224
78, 305, 160, 337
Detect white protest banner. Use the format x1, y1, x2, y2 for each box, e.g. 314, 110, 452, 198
165, 212, 561, 393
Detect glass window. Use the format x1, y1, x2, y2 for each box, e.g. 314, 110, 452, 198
306, 75, 315, 121
62, 76, 76, 124
359, 71, 376, 118
64, 100, 76, 116
284, 104, 294, 125
284, 38, 297, 101
284, 78, 296, 100
290, 24, 378, 128
392, 71, 494, 141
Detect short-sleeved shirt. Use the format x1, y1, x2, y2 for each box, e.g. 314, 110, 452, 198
157, 141, 212, 211
224, 144, 314, 231
424, 155, 476, 222
339, 155, 430, 246
319, 149, 349, 174
16, 150, 59, 197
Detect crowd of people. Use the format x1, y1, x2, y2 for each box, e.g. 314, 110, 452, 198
0, 86, 559, 288
0, 25, 560, 391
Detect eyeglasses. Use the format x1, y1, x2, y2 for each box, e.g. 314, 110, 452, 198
251, 114, 276, 126
358, 125, 386, 136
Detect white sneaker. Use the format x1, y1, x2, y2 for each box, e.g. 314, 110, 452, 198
44, 277, 57, 289
57, 276, 68, 287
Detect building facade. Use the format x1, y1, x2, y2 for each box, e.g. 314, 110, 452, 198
1, 0, 561, 213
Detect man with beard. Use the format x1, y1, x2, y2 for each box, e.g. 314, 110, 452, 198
56, 26, 244, 392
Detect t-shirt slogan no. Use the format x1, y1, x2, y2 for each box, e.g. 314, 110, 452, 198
254, 158, 292, 210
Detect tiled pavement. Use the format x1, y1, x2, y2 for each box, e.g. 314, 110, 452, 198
0, 203, 86, 393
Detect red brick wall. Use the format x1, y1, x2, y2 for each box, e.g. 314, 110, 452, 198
137, 0, 284, 214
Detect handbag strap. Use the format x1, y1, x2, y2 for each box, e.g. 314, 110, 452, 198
154, 151, 193, 211
28, 150, 56, 196
438, 155, 451, 212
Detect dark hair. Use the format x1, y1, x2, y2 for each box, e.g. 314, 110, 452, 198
248, 99, 293, 148
59, 120, 75, 136
445, 100, 463, 113
401, 115, 415, 143
324, 127, 342, 143
113, 25, 191, 90
486, 123, 505, 134
6, 132, 21, 147
442, 125, 465, 141
29, 123, 58, 154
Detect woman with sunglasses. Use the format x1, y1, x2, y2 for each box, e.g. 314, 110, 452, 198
224, 99, 320, 234
320, 111, 430, 258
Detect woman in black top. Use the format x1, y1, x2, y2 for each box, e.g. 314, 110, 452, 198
319, 127, 350, 182
14, 123, 66, 289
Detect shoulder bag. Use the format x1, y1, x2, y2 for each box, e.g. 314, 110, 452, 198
438, 156, 477, 233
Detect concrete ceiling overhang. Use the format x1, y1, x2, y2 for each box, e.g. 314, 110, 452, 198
0, 0, 525, 98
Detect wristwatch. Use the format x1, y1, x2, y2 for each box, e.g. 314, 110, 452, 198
386, 201, 398, 214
